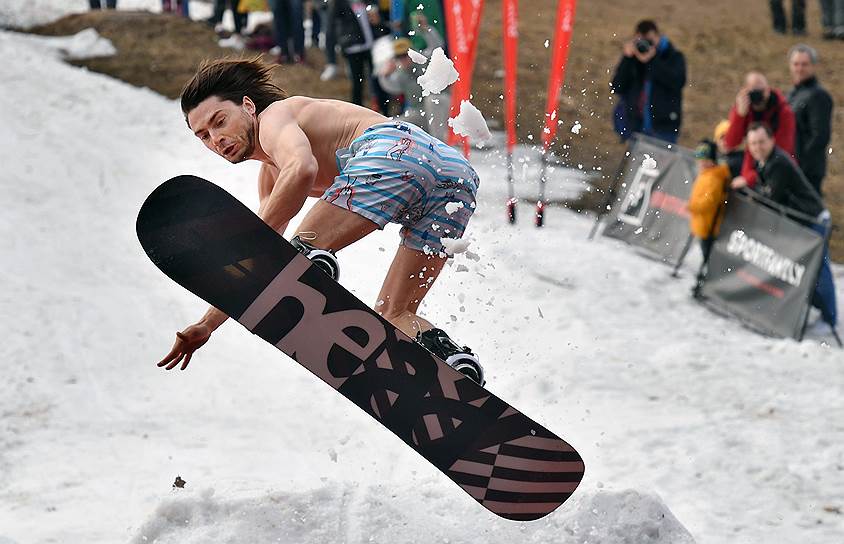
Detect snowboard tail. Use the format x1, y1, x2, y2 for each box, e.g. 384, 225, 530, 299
137, 175, 584, 520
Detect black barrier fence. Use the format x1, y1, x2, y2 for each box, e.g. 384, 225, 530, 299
696, 190, 827, 341
589, 134, 840, 346
589, 134, 696, 267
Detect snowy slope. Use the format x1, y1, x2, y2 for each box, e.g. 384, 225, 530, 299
1, 22, 843, 544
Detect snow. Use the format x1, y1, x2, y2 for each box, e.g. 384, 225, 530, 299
408, 47, 428, 65
642, 153, 658, 170
31, 27, 116, 59
445, 201, 465, 215
2, 10, 844, 544
448, 100, 492, 142
440, 236, 472, 256
417, 46, 459, 97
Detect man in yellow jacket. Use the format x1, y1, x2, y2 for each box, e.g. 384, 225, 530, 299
687, 140, 732, 260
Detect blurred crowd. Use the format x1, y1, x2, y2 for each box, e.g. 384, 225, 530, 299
609, 18, 837, 330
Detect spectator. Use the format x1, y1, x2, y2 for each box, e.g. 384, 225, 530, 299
769, 0, 805, 34
725, 71, 795, 189
743, 123, 837, 329
820, 0, 844, 39
320, 0, 340, 80
270, 0, 306, 64
89, 0, 117, 8
207, 0, 248, 37
713, 120, 744, 179
405, 1, 446, 53
610, 20, 686, 144
162, 0, 189, 16
326, 0, 375, 106
787, 44, 833, 194
688, 139, 731, 262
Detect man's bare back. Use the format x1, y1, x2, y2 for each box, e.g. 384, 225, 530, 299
256, 97, 387, 197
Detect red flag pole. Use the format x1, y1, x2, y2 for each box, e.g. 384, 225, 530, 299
444, 0, 485, 156
536, 0, 577, 227
503, 0, 519, 223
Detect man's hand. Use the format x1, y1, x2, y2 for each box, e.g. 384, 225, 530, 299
622, 40, 636, 58
158, 323, 212, 371
634, 44, 657, 64
731, 176, 748, 190
735, 88, 750, 117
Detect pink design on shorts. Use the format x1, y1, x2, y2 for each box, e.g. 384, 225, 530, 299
326, 181, 355, 210
387, 137, 414, 161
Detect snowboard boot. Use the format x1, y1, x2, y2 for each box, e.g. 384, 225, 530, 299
291, 235, 340, 280
416, 328, 485, 386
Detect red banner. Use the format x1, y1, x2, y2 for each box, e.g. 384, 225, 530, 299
541, 0, 577, 151
502, 0, 518, 153
444, 0, 485, 149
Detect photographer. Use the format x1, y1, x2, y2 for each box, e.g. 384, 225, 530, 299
610, 20, 686, 144
725, 71, 795, 189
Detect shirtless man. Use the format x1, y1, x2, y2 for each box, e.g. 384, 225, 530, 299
157, 57, 484, 384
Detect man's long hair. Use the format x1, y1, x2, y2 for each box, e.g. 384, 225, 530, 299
180, 56, 288, 126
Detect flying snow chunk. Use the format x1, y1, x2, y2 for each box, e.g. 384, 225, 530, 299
445, 201, 464, 215
642, 154, 658, 170
571, 121, 582, 134
408, 48, 428, 64
441, 237, 471, 256
448, 101, 492, 142
417, 47, 459, 96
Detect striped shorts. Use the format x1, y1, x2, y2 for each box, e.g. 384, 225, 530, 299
322, 121, 480, 257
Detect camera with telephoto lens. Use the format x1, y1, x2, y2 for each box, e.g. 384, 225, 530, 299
635, 38, 652, 54
748, 89, 765, 106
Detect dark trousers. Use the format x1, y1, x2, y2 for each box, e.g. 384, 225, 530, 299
89, 0, 117, 8
820, 0, 844, 32
809, 218, 838, 326
344, 51, 372, 106
272, 0, 305, 59
769, 0, 805, 32
210, 0, 247, 33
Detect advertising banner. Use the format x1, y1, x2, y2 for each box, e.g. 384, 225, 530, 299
698, 191, 825, 339
601, 134, 696, 265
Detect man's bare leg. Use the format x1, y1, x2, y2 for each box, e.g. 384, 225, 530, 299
375, 245, 447, 337
293, 200, 380, 250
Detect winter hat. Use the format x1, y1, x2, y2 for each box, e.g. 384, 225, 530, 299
694, 139, 718, 162
393, 38, 412, 56
713, 120, 730, 142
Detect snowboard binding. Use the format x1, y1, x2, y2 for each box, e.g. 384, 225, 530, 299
416, 328, 485, 386
291, 235, 340, 280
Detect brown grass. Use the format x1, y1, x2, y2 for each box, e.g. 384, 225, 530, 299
27, 2, 844, 260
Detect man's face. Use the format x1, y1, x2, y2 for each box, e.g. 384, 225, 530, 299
789, 52, 815, 85
638, 30, 660, 45
187, 95, 256, 164
746, 128, 775, 162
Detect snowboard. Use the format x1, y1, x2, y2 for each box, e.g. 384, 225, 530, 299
136, 175, 584, 521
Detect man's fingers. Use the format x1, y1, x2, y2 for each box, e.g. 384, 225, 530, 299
166, 353, 185, 371
181, 352, 193, 371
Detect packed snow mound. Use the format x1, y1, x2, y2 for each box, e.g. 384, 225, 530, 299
0, 0, 162, 29
131, 485, 695, 544
561, 489, 696, 544
40, 28, 116, 59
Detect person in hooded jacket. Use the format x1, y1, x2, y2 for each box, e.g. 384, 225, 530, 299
610, 20, 686, 144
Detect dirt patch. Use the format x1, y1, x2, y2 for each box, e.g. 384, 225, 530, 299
26, 2, 844, 260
